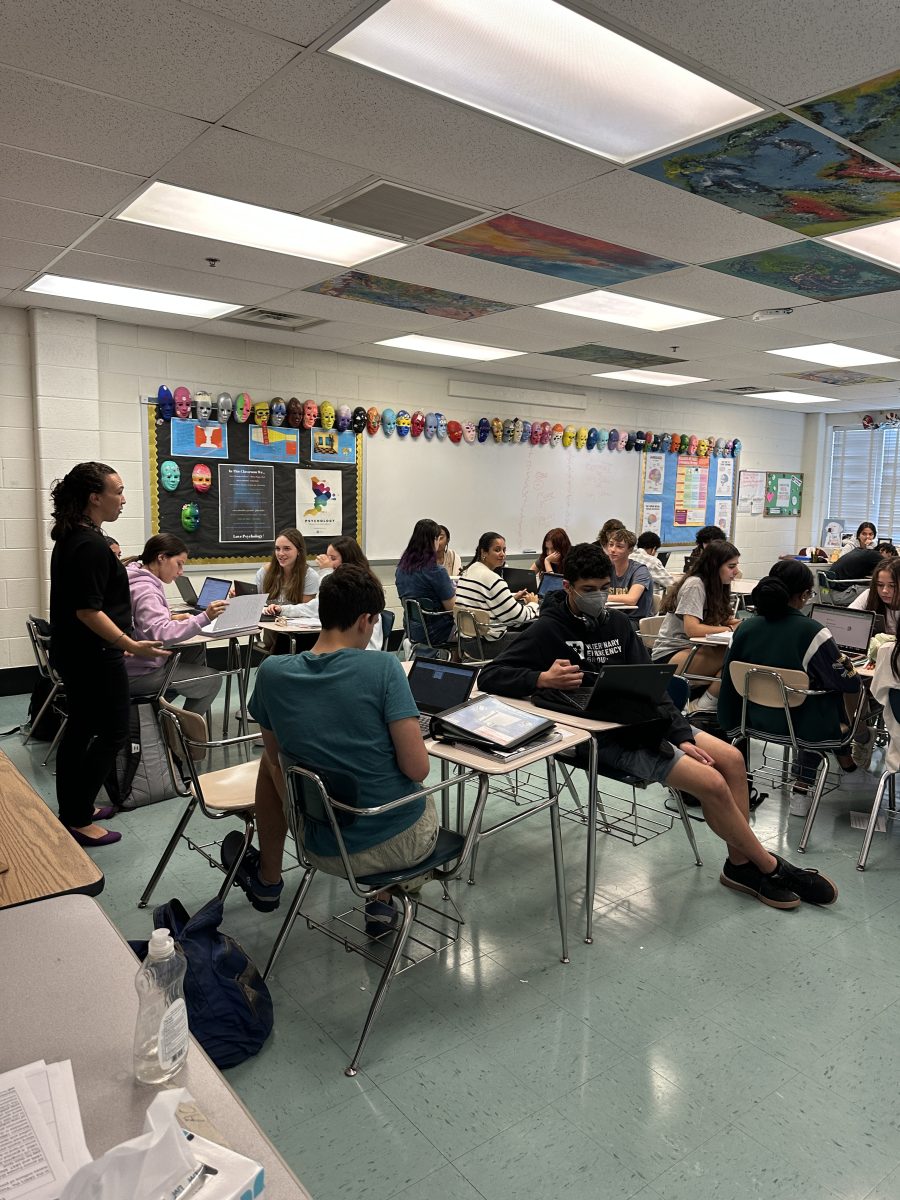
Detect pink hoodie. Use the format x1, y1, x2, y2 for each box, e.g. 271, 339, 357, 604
125, 562, 212, 677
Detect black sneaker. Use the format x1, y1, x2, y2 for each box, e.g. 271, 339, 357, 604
719, 858, 801, 910
220, 830, 283, 912
364, 897, 399, 938
770, 853, 838, 906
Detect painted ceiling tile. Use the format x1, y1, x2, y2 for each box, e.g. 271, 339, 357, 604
794, 69, 900, 167
545, 343, 685, 367
704, 240, 900, 301
304, 269, 515, 319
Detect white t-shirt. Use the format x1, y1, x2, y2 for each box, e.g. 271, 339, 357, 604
848, 590, 898, 634
651, 576, 707, 661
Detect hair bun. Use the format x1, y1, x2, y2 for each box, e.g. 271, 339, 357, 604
751, 575, 791, 618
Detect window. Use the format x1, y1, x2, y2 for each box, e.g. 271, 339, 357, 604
827, 426, 900, 541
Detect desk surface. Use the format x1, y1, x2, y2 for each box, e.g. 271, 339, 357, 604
0, 750, 103, 909
425, 723, 589, 774
0, 895, 310, 1199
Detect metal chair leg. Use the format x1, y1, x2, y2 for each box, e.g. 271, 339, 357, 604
857, 771, 894, 871
667, 787, 703, 866
138, 796, 199, 907
263, 866, 317, 979
42, 716, 67, 767
797, 752, 828, 853
24, 682, 60, 746
345, 891, 416, 1077
546, 757, 569, 964
216, 818, 255, 900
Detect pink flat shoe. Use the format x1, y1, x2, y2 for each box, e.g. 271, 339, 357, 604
66, 827, 122, 847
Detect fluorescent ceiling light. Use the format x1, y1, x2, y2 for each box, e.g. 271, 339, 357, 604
117, 182, 401, 267
537, 291, 722, 331
375, 335, 524, 360
823, 218, 900, 272
765, 342, 898, 367
593, 369, 710, 386
25, 274, 240, 318
328, 0, 761, 164
749, 390, 840, 405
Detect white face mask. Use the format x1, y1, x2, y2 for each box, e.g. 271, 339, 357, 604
571, 588, 608, 619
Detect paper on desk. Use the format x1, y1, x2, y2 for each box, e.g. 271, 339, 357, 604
24, 1060, 92, 1173
0, 1063, 71, 1200
705, 630, 733, 643
205, 593, 267, 635
61, 1089, 195, 1200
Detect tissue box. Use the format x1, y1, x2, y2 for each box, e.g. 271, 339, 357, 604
182, 1133, 264, 1200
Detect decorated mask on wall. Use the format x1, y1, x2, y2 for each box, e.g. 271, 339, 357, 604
491, 417, 503, 443
424, 413, 438, 440
540, 422, 552, 445
192, 463, 211, 493
351, 406, 367, 434
462, 420, 476, 444
627, 432, 639, 451
608, 429, 620, 451
302, 399, 318, 429
529, 421, 542, 445
174, 386, 192, 419
216, 392, 233, 422
235, 392, 253, 423
336, 404, 351, 432
715, 437, 726, 456
732, 439, 742, 456
586, 427, 598, 450
522, 420, 532, 444
688, 435, 699, 455
679, 434, 690, 454
160, 460, 180, 492
319, 401, 335, 430
598, 429, 609, 449
436, 413, 448, 441
366, 407, 381, 434
270, 398, 286, 426
410, 410, 425, 438
513, 418, 524, 443
447, 420, 463, 444
157, 385, 174, 421
253, 399, 270, 425
697, 438, 709, 457
477, 417, 491, 443
502, 419, 514, 443
287, 398, 303, 428
644, 431, 654, 452
194, 391, 212, 421
575, 427, 588, 449
562, 424, 576, 448
381, 408, 397, 435
396, 410, 411, 437
181, 502, 200, 532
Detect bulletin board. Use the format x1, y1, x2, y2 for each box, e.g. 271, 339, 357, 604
147, 406, 363, 564
764, 472, 803, 517
640, 453, 736, 545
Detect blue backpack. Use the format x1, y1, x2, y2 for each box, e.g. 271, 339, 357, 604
132, 897, 274, 1069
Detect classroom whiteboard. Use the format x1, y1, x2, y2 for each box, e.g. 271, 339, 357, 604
364, 436, 642, 560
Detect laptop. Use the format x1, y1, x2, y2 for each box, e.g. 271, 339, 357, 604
502, 567, 538, 594
538, 573, 565, 597
657, 551, 671, 566
810, 603, 875, 663
431, 694, 556, 754
407, 658, 480, 735
532, 662, 677, 725
231, 579, 257, 597
174, 575, 232, 614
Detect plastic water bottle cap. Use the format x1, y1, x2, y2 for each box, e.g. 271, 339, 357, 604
148, 928, 175, 958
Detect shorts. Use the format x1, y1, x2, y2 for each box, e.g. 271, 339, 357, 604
300, 797, 440, 882
651, 646, 687, 664
596, 739, 684, 784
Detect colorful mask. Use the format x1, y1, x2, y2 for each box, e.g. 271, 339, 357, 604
478, 417, 492, 443
216, 392, 233, 422
270, 398, 286, 426
300, 399, 317, 429
253, 399, 270, 426
522, 420, 532, 443
562, 425, 576, 448
643, 431, 653, 451
529, 421, 541, 445
425, 413, 438, 441
540, 422, 552, 445
651, 434, 662, 452
381, 408, 397, 435
697, 438, 709, 457
181, 502, 200, 532
447, 420, 463, 444
598, 429, 609, 449
491, 417, 503, 443
287, 398, 303, 428
688, 435, 699, 455
367, 407, 381, 434
194, 391, 212, 421
715, 437, 726, 456
575, 427, 588, 449
318, 401, 334, 430
661, 433, 672, 452
679, 435, 689, 453
157, 385, 174, 421
670, 433, 681, 453
396, 410, 411, 437
411, 410, 425, 438
617, 430, 627, 451
462, 420, 476, 444
586, 427, 598, 450
608, 429, 620, 451
436, 413, 448, 441
192, 463, 211, 493
550, 423, 564, 447
513, 418, 524, 443
160, 460, 180, 491
627, 432, 639, 451
351, 406, 368, 434
235, 393, 253, 423
502, 419, 514, 443
731, 439, 742, 455
336, 404, 351, 432
174, 386, 192, 419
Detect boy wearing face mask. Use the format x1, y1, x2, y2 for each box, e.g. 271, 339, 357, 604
478, 542, 837, 911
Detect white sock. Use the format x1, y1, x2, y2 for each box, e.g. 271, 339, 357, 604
694, 689, 719, 713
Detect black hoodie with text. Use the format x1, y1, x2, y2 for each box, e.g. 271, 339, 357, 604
478, 589, 693, 745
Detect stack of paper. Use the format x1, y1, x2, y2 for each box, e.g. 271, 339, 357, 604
0, 1060, 90, 1200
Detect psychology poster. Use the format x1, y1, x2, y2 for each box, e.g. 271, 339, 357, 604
296, 469, 342, 537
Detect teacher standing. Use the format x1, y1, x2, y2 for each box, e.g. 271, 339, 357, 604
49, 462, 164, 847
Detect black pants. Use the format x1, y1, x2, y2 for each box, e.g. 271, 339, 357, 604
54, 649, 131, 827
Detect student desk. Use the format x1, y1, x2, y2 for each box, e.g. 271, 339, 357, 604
0, 750, 103, 909
0, 894, 311, 1198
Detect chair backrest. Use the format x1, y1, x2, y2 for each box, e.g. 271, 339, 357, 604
26, 615, 54, 682
456, 607, 491, 638
728, 661, 809, 709
890, 688, 900, 725
380, 608, 396, 648
159, 699, 209, 762
638, 614, 664, 648
281, 760, 370, 891
403, 597, 434, 647
666, 674, 690, 712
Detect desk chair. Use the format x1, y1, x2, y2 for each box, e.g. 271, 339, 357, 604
725, 661, 867, 852
138, 702, 260, 908
857, 688, 900, 871
379, 608, 395, 650
816, 571, 870, 608
638, 614, 664, 651
24, 615, 67, 766
264, 762, 485, 1076
402, 597, 452, 661
455, 606, 511, 664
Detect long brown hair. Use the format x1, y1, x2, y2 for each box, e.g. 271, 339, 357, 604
596, 518, 625, 547
540, 526, 571, 566
261, 528, 309, 604
660, 540, 739, 626
328, 535, 370, 570
862, 557, 900, 617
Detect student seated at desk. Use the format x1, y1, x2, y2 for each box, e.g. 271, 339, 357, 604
126, 533, 226, 716
530, 526, 571, 578
436, 524, 462, 579
630, 530, 674, 589
299, 535, 384, 651
605, 529, 653, 620
839, 520, 877, 556
718, 561, 861, 817
455, 531, 538, 649
872, 639, 900, 779
683, 524, 729, 574
824, 538, 892, 585
225, 566, 437, 929
478, 542, 838, 910
651, 541, 742, 716
595, 518, 625, 549
848, 557, 900, 635
395, 518, 455, 647
256, 528, 320, 616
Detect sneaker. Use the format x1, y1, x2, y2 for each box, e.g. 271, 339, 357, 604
789, 786, 812, 818
220, 830, 283, 912
748, 785, 768, 812
719, 858, 801, 910
364, 897, 398, 938
770, 853, 838, 906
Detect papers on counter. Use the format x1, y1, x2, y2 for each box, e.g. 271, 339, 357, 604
0, 1059, 90, 1200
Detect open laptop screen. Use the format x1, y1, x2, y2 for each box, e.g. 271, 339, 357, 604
810, 604, 875, 653
195, 577, 232, 610
407, 659, 478, 715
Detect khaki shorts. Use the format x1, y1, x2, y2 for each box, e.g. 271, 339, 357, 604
300, 796, 439, 883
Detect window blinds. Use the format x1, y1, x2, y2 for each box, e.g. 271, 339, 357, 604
828, 427, 898, 540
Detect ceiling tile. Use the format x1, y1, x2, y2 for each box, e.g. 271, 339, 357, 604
609, 265, 805, 316
0, 145, 144, 216
0, 198, 96, 247
185, 0, 364, 46
0, 0, 298, 121
78, 222, 344, 290
161, 128, 372, 214
839, 291, 900, 321
266, 287, 449, 330
0, 67, 207, 175
0, 267, 39, 289
793, 69, 900, 168
0, 238, 64, 272
517, 169, 802, 263
754, 299, 900, 341
543, 344, 686, 369
227, 54, 611, 210
52, 249, 278, 305
304, 270, 516, 320
706, 240, 900, 302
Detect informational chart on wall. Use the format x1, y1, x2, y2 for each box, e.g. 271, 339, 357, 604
148, 405, 362, 564
764, 472, 803, 517
641, 452, 736, 544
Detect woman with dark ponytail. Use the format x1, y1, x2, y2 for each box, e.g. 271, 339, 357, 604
49, 463, 164, 846
718, 559, 862, 817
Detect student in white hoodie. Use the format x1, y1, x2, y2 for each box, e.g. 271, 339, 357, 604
630, 530, 674, 589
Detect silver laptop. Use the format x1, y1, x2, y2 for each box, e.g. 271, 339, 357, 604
810, 603, 875, 661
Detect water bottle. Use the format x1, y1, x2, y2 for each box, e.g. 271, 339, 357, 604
133, 928, 189, 1084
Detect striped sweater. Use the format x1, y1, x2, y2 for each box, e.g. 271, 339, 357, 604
455, 561, 538, 640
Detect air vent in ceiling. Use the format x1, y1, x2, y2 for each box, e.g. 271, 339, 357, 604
314, 182, 486, 241
224, 308, 326, 333
720, 386, 765, 395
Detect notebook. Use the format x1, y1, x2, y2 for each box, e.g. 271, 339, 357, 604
532, 662, 677, 724
431, 694, 555, 753
810, 604, 875, 662
407, 658, 480, 735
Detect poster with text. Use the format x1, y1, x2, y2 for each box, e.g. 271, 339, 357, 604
737, 470, 765, 516
218, 464, 274, 543
715, 499, 732, 532
674, 455, 708, 526
642, 501, 663, 534
644, 453, 666, 495
296, 469, 342, 537
715, 457, 734, 497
